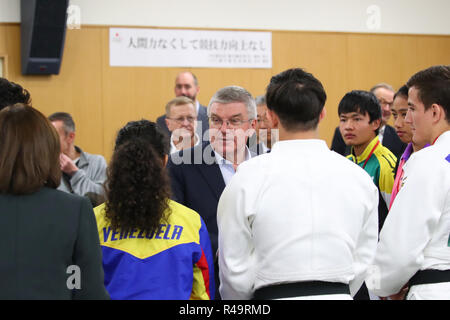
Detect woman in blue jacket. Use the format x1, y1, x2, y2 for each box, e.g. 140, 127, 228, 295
95, 120, 214, 300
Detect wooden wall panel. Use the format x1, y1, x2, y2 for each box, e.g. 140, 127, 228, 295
1, 23, 449, 162
270, 31, 350, 145
2, 25, 105, 156
346, 33, 450, 126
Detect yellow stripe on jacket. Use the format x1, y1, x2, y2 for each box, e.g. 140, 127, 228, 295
94, 200, 201, 259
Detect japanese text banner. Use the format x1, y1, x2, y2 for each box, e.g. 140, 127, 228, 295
110, 28, 272, 69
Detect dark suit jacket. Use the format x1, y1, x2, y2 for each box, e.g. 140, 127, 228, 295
0, 187, 109, 300
167, 142, 224, 256
247, 133, 270, 155
156, 103, 209, 141
382, 125, 407, 160
331, 125, 406, 159
331, 126, 351, 156
168, 142, 258, 300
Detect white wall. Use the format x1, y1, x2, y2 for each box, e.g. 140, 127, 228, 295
1, 0, 450, 35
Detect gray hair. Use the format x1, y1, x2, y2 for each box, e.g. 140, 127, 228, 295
370, 83, 394, 94
207, 86, 257, 120
165, 96, 196, 117
255, 95, 266, 106
48, 112, 75, 133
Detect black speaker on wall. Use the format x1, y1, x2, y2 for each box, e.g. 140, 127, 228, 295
21, 0, 69, 75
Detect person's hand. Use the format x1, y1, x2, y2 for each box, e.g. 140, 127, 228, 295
172, 128, 194, 150
379, 285, 408, 300
389, 285, 408, 300
60, 153, 78, 176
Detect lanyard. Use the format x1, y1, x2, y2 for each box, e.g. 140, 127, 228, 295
358, 140, 380, 169
432, 134, 442, 145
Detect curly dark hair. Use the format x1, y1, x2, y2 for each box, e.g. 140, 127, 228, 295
104, 120, 172, 235
0, 78, 32, 110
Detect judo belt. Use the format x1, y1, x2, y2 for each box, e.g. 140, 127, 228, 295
409, 269, 450, 287
252, 281, 350, 300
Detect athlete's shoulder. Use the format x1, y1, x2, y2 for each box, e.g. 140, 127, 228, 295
376, 145, 397, 170
167, 199, 203, 228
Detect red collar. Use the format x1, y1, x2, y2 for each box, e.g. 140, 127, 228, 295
432, 135, 441, 145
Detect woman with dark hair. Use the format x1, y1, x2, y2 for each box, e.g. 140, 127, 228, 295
0, 104, 109, 300
0, 77, 32, 110
94, 119, 214, 300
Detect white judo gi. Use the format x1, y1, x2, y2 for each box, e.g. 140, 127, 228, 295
217, 139, 379, 300
367, 131, 450, 299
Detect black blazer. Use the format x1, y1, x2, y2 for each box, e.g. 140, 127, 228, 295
331, 125, 406, 159
331, 126, 351, 156
247, 133, 270, 155
167, 142, 258, 300
156, 103, 210, 140
0, 187, 109, 300
382, 125, 407, 160
167, 142, 225, 256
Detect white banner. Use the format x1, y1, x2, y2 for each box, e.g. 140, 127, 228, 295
110, 28, 272, 69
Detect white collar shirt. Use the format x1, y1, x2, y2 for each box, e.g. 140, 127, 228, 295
214, 146, 252, 186
378, 125, 386, 144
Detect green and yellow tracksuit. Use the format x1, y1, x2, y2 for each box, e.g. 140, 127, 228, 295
347, 136, 396, 232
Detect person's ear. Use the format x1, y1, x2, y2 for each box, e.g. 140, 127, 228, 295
318, 107, 327, 123
166, 116, 178, 132
372, 118, 381, 132
266, 109, 279, 128
430, 103, 444, 124
163, 154, 168, 167
67, 131, 76, 144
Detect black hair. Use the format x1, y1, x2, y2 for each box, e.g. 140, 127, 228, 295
115, 119, 170, 154
104, 119, 171, 235
338, 90, 381, 135
0, 78, 32, 110
48, 112, 76, 133
265, 68, 326, 131
394, 85, 409, 100
406, 65, 450, 122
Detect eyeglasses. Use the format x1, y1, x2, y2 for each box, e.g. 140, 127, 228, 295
378, 99, 393, 107
209, 116, 252, 128
167, 116, 196, 124
256, 117, 271, 125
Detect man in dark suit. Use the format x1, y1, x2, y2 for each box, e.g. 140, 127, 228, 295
370, 83, 407, 159
164, 96, 201, 154
331, 83, 406, 159
167, 85, 257, 299
156, 71, 209, 140
253, 95, 276, 154
377, 123, 406, 159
